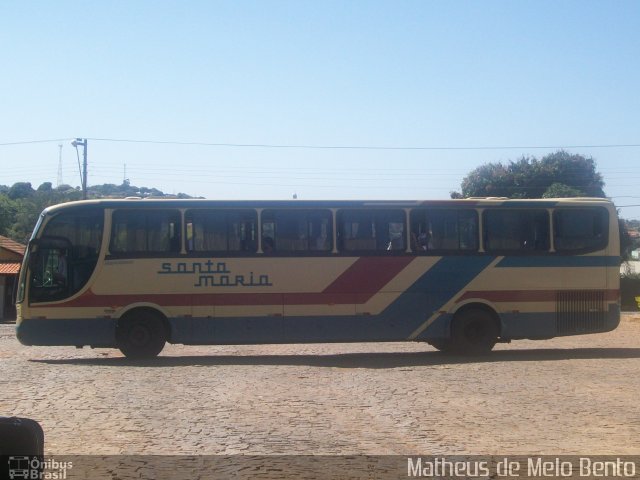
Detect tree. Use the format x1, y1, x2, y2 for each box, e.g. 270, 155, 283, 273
451, 151, 605, 199
619, 218, 640, 263
0, 180, 198, 243
542, 183, 583, 198
0, 195, 16, 236
7, 198, 40, 243
8, 182, 35, 200
37, 182, 53, 192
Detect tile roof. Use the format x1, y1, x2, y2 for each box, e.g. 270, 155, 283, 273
0, 262, 21, 275
0, 235, 26, 256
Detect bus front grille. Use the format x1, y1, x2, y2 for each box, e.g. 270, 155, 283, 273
556, 290, 606, 335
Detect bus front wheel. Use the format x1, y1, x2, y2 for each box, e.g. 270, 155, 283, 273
450, 308, 499, 355
116, 310, 166, 359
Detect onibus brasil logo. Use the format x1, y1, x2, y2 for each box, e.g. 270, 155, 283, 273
7, 457, 72, 480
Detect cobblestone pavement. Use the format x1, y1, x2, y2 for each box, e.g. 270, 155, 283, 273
1, 314, 639, 456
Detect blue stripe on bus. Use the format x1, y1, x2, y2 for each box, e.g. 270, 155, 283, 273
495, 256, 620, 268
380, 255, 497, 333
181, 256, 497, 344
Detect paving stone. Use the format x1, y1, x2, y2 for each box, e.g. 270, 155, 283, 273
1, 314, 639, 454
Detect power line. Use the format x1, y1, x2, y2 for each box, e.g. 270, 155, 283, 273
0, 138, 72, 146
86, 137, 640, 151
7, 161, 640, 178
1, 136, 639, 151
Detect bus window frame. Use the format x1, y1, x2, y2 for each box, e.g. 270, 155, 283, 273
184, 208, 258, 257
108, 208, 182, 258
482, 208, 552, 255
336, 208, 407, 255
260, 208, 334, 256
552, 206, 609, 255
409, 208, 479, 255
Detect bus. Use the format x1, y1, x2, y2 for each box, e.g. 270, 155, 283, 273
15, 198, 620, 358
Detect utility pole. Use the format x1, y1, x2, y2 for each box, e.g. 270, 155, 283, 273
71, 138, 88, 199
57, 144, 63, 187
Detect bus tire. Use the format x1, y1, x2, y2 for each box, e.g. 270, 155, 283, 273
116, 310, 166, 359
450, 308, 499, 355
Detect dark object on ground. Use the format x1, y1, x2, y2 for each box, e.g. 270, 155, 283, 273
0, 416, 44, 480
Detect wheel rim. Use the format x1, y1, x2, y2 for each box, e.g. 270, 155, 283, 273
128, 323, 152, 347
464, 320, 487, 343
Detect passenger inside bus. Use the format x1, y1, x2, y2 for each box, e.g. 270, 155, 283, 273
262, 236, 275, 254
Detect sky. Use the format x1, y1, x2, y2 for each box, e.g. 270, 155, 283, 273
1, 1, 639, 217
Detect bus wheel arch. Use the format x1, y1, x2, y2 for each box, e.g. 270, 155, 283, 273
116, 307, 169, 359
449, 303, 501, 355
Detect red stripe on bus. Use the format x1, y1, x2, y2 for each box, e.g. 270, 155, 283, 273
455, 289, 620, 303
322, 256, 415, 295
46, 257, 416, 309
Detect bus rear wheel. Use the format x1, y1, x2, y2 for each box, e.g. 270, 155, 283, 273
116, 310, 166, 359
450, 308, 499, 355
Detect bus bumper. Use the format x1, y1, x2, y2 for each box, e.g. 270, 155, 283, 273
16, 318, 117, 348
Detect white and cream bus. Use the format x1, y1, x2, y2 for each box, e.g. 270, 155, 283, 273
16, 198, 620, 358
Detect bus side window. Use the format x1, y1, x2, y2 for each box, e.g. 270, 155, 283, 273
382, 211, 405, 251
483, 209, 549, 252
261, 210, 332, 254
338, 209, 405, 253
186, 210, 257, 253
410, 209, 478, 253
308, 212, 332, 251
110, 210, 181, 255
554, 208, 608, 252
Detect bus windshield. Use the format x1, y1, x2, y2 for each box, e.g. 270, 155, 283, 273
27, 208, 104, 303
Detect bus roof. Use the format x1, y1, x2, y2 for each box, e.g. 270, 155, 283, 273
39, 197, 616, 215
